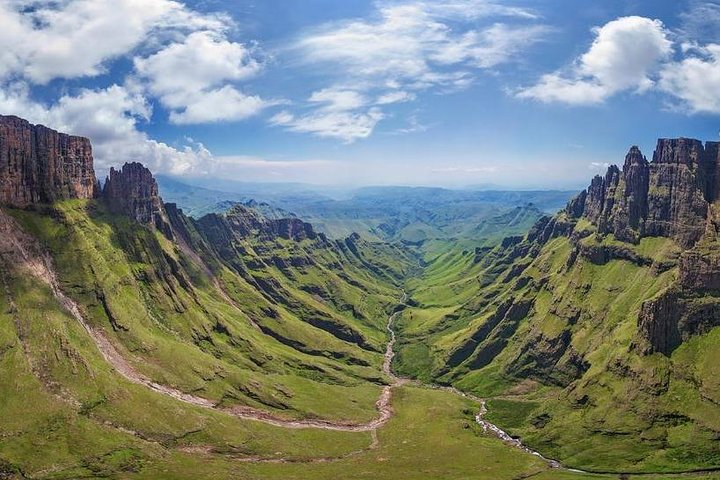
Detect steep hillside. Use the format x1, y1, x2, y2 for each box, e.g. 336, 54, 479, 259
0, 115, 573, 480
0, 116, 411, 476
396, 139, 720, 473
157, 175, 572, 247
5, 114, 720, 479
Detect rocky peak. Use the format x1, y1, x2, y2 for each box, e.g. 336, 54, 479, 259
222, 204, 317, 242
0, 115, 97, 207
102, 162, 172, 238
652, 138, 704, 165
566, 138, 720, 248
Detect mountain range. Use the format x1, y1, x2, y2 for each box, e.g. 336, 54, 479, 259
1, 114, 720, 479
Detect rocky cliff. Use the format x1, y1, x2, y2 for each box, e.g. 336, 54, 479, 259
562, 138, 720, 355
567, 138, 720, 248
102, 162, 173, 238
0, 115, 97, 206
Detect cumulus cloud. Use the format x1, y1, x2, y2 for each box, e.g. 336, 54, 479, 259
274, 0, 547, 141
517, 16, 672, 105
134, 30, 269, 124
0, 0, 226, 84
659, 43, 720, 113
0, 0, 272, 175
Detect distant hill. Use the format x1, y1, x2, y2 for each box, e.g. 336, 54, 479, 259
157, 175, 576, 249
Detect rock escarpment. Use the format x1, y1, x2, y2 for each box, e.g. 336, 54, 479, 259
200, 205, 319, 243
102, 162, 173, 238
0, 115, 97, 206
567, 138, 719, 248
564, 138, 720, 355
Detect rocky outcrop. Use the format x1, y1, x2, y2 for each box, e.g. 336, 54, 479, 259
565, 189, 586, 218
611, 146, 649, 243
638, 288, 720, 355
561, 138, 720, 356
678, 250, 720, 292
219, 205, 318, 242
578, 241, 652, 267
637, 244, 720, 355
644, 139, 709, 247
637, 291, 683, 355
102, 162, 173, 238
566, 139, 720, 248
0, 115, 97, 206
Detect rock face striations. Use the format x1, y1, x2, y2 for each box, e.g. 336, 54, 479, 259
103, 162, 173, 238
567, 138, 720, 248
565, 138, 720, 355
0, 117, 176, 238
0, 115, 97, 206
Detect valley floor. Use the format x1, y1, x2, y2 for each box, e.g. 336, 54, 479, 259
2, 202, 720, 479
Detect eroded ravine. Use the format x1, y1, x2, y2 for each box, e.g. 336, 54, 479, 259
0, 208, 572, 470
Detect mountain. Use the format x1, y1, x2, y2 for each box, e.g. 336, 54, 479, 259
0, 116, 434, 478
0, 116, 574, 480
4, 113, 720, 479
395, 139, 720, 472
157, 175, 575, 250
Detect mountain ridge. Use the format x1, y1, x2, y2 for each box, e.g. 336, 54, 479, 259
3, 114, 720, 477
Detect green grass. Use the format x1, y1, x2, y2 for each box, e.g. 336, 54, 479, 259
4, 197, 720, 478
134, 386, 553, 480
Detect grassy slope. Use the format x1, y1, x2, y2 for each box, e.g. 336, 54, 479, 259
5, 197, 720, 478
0, 203, 560, 480
10, 201, 391, 420
396, 215, 720, 473
133, 387, 553, 480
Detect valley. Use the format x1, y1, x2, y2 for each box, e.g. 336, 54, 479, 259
2, 116, 720, 480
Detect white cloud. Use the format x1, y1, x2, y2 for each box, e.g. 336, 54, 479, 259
274, 0, 547, 141
678, 1, 720, 44
376, 91, 415, 105
0, 0, 226, 84
517, 16, 672, 105
659, 43, 720, 113
308, 88, 368, 111
134, 30, 268, 124
0, 0, 271, 177
0, 2, 268, 126
589, 162, 611, 172
297, 2, 545, 86
270, 107, 385, 143
414, 0, 539, 20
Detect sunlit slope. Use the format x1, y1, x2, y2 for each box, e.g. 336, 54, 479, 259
6, 200, 412, 421
0, 201, 560, 480
396, 213, 720, 473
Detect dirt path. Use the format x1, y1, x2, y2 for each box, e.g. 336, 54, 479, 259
7, 210, 720, 476
0, 207, 403, 432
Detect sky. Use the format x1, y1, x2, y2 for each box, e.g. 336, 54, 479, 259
1, 0, 720, 188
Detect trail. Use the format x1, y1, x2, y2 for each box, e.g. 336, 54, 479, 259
0, 207, 404, 432
8, 209, 717, 476
59, 281, 405, 432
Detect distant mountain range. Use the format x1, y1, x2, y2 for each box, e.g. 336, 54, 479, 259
2, 114, 720, 478
157, 174, 576, 247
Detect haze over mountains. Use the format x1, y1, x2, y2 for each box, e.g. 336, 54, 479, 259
2, 113, 720, 479
156, 174, 574, 246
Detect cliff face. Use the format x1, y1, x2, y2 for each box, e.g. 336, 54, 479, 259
563, 138, 720, 355
216, 205, 318, 242
102, 162, 173, 238
567, 138, 720, 248
0, 115, 97, 206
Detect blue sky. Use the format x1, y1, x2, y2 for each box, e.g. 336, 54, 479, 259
1, 0, 719, 188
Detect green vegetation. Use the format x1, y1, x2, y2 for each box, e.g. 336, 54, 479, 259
3, 191, 720, 479
395, 215, 720, 474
